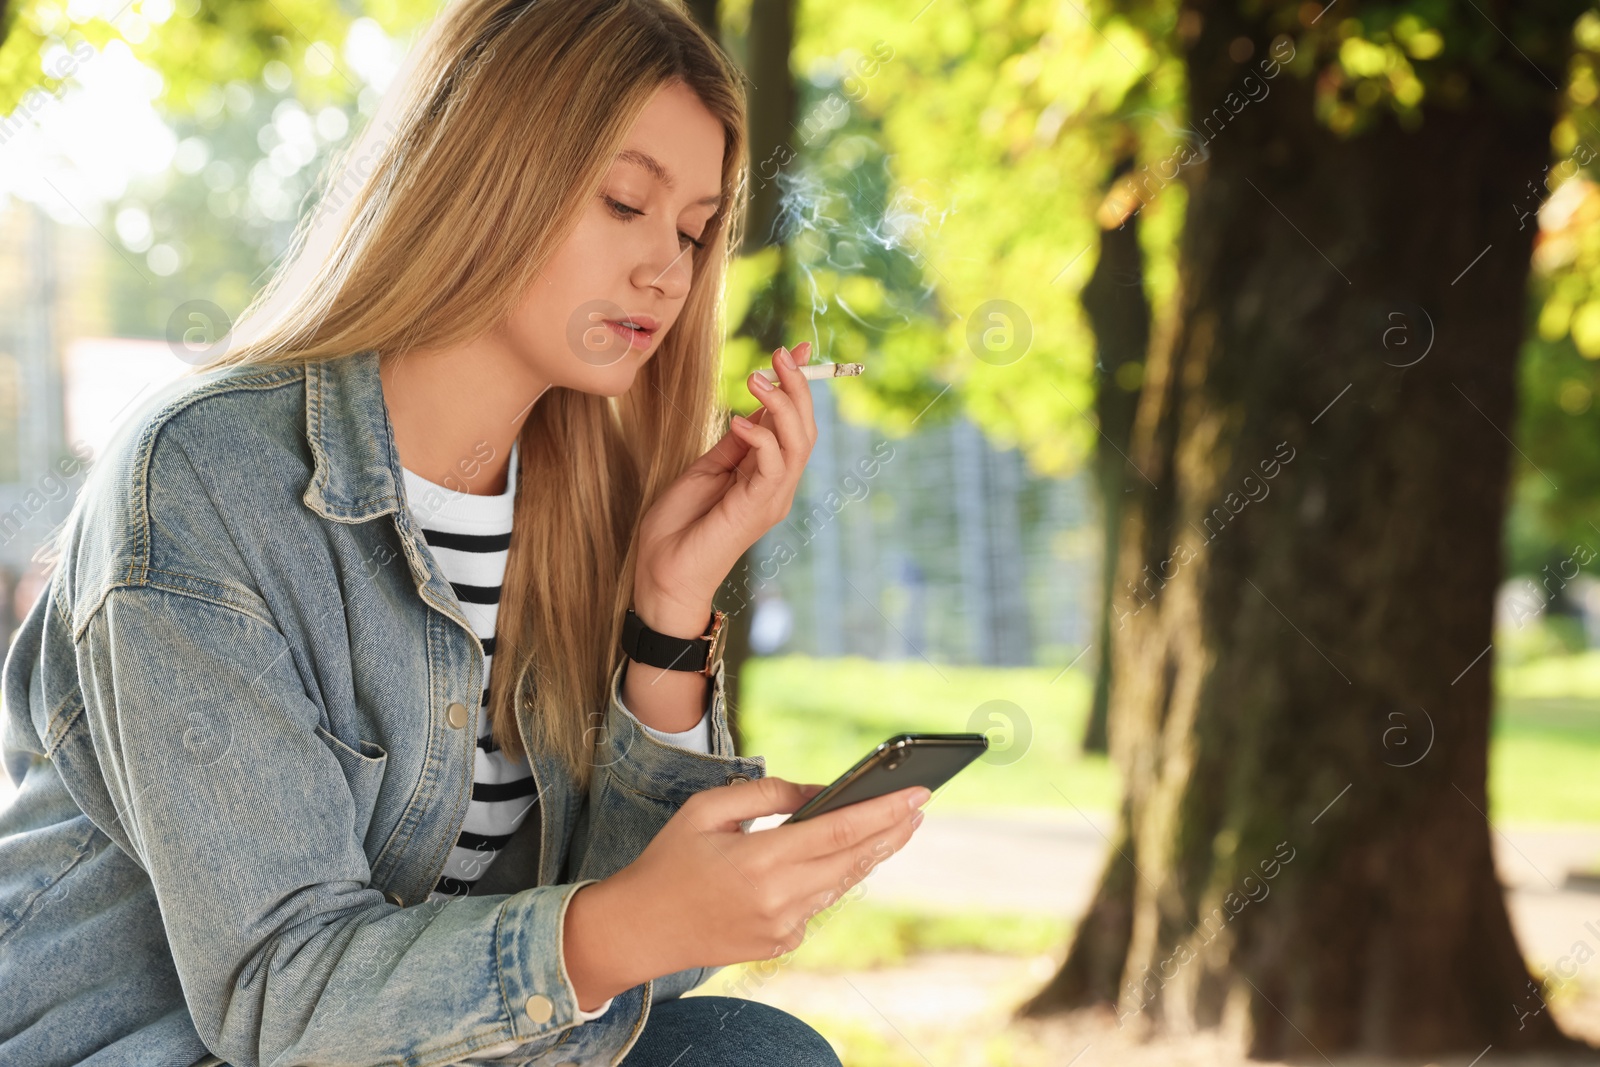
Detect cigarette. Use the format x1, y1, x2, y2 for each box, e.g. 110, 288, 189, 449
756, 361, 865, 383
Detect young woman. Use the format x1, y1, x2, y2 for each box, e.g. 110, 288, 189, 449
0, 0, 930, 1064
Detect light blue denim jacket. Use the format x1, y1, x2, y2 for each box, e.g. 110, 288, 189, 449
0, 348, 767, 1067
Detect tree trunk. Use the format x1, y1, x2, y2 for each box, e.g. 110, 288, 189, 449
742, 0, 795, 259
1082, 146, 1152, 753
1022, 13, 1583, 1057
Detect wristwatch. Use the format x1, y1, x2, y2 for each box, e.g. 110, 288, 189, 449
621, 606, 727, 676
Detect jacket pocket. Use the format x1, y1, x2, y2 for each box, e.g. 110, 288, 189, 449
313, 723, 388, 852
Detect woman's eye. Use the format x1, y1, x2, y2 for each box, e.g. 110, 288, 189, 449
604, 196, 643, 219
606, 195, 704, 250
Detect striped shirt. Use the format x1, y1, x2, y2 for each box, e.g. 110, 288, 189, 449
399, 438, 712, 1043
402, 440, 537, 907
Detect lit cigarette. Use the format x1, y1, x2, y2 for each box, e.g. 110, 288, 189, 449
756, 361, 865, 383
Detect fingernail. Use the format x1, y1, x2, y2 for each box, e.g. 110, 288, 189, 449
793, 341, 812, 361
908, 787, 931, 810
776, 347, 795, 370
750, 370, 773, 391
911, 810, 924, 829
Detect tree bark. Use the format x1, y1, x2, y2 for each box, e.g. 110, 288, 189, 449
1023, 11, 1584, 1057
1081, 146, 1152, 754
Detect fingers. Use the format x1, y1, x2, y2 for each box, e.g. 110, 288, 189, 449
745, 362, 803, 462
780, 342, 816, 442
686, 775, 819, 830
797, 813, 915, 902
784, 796, 924, 924
728, 408, 786, 487
778, 784, 929, 860
746, 345, 817, 456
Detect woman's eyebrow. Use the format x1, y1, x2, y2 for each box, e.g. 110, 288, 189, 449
617, 148, 722, 206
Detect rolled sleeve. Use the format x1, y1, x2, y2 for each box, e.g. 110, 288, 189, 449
75, 584, 643, 1067
594, 656, 766, 808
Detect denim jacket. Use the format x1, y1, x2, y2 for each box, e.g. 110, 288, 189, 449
0, 348, 767, 1067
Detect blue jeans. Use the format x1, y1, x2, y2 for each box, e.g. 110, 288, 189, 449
620, 997, 842, 1066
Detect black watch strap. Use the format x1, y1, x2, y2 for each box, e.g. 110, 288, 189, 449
621, 607, 726, 674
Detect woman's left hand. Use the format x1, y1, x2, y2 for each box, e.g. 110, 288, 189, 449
632, 340, 816, 635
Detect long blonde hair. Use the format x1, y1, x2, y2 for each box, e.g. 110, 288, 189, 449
193, 0, 749, 788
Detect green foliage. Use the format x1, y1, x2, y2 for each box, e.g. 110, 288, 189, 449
768, 0, 1591, 479
1508, 331, 1600, 576
1512, 81, 1600, 573
719, 244, 783, 416
1307, 1, 1578, 132
783, 0, 1183, 475
0, 0, 381, 118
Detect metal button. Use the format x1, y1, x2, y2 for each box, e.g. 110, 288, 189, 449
447, 702, 469, 729
383, 890, 404, 908
726, 773, 753, 785
524, 994, 554, 1023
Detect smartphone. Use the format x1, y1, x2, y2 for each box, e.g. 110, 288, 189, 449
784, 732, 989, 824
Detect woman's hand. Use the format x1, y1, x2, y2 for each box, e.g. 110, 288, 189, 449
560, 776, 929, 1008
631, 341, 816, 635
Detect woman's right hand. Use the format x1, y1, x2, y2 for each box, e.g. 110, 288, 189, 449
560, 776, 929, 1009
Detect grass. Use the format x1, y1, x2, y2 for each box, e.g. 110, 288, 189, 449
1492, 696, 1600, 823
1492, 651, 1600, 823
771, 899, 1068, 972
736, 649, 1600, 825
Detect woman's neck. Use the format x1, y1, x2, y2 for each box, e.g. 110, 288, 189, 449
378, 335, 551, 496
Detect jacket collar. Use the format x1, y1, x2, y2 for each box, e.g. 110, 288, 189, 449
299, 349, 456, 607
301, 349, 407, 523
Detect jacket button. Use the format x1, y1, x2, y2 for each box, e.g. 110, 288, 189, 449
524, 994, 554, 1023
726, 772, 753, 785
446, 702, 469, 729
383, 890, 404, 907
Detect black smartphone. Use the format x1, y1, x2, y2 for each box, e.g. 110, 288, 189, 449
784, 732, 989, 824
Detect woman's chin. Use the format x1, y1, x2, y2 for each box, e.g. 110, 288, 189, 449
568, 361, 642, 398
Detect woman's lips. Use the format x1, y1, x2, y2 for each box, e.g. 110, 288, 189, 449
605, 320, 655, 350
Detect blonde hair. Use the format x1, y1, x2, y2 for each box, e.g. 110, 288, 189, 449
188, 0, 749, 789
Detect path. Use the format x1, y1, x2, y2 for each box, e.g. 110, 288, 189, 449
864, 807, 1600, 978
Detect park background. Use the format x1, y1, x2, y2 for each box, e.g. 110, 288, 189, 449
5, 0, 1600, 1062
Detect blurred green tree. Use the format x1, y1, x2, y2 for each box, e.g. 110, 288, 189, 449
1509, 35, 1600, 586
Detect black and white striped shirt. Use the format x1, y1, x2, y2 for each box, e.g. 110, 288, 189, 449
402, 441, 538, 906
400, 437, 712, 909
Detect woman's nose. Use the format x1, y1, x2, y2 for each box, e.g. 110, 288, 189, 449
635, 231, 693, 299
